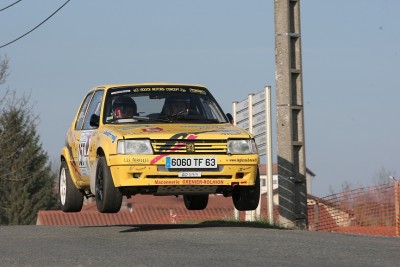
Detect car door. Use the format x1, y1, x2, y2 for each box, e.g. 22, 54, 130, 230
72, 92, 94, 180
76, 90, 104, 180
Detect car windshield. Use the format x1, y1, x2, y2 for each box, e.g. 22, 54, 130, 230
103, 86, 229, 124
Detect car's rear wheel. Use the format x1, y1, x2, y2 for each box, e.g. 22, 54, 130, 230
59, 161, 84, 212
95, 156, 123, 213
183, 194, 209, 210
232, 170, 260, 211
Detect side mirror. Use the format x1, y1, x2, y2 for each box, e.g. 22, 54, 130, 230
89, 114, 100, 127
226, 113, 234, 124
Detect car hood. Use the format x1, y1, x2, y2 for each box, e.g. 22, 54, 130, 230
102, 123, 252, 140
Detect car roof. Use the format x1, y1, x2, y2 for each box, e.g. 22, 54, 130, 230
89, 82, 207, 92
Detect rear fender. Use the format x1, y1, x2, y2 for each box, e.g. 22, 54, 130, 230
60, 147, 83, 189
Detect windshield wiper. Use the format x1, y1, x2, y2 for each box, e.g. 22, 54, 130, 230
146, 116, 171, 123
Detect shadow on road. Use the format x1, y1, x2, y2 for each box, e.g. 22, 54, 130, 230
81, 220, 283, 233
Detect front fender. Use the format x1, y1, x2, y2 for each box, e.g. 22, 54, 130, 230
89, 131, 116, 194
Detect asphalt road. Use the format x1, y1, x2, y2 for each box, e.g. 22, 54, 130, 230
0, 224, 399, 267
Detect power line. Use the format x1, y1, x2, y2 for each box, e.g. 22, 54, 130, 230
0, 0, 23, 12
0, 0, 71, 49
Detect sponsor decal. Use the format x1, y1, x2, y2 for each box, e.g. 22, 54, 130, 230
219, 130, 243, 135
154, 180, 181, 185
238, 167, 252, 172
181, 179, 224, 185
103, 130, 117, 143
123, 157, 149, 163
178, 172, 201, 177
228, 158, 258, 163
153, 179, 225, 185
119, 125, 143, 131
179, 125, 244, 135
180, 125, 225, 129
132, 87, 187, 93
189, 88, 207, 95
150, 134, 198, 164
78, 131, 95, 176
129, 166, 147, 171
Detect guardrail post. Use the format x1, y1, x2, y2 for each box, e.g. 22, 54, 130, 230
395, 181, 399, 236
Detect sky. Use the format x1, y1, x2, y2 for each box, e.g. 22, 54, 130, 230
0, 0, 399, 197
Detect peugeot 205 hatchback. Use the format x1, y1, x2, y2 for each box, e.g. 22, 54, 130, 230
59, 83, 260, 213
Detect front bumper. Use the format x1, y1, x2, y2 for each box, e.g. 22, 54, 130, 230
108, 154, 259, 188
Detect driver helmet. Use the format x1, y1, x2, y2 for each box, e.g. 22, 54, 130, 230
163, 97, 189, 115
112, 96, 137, 119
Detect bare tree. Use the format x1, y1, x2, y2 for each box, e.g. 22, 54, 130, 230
0, 55, 9, 85
328, 180, 354, 196
373, 167, 396, 185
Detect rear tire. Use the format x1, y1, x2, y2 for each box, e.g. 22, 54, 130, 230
59, 161, 84, 212
183, 194, 209, 210
95, 156, 123, 213
232, 170, 260, 211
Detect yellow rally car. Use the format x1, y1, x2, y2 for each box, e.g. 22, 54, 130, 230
59, 83, 260, 213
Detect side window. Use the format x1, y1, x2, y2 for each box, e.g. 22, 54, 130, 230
200, 96, 227, 122
82, 90, 104, 130
75, 92, 94, 130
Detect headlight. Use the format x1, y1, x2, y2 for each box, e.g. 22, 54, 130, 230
227, 139, 258, 154
117, 140, 153, 154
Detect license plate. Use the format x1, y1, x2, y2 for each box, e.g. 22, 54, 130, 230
165, 156, 217, 169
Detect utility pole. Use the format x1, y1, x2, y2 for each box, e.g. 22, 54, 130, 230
274, 0, 308, 228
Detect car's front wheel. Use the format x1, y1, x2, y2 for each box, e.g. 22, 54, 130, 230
232, 170, 260, 211
95, 156, 122, 213
183, 194, 209, 210
59, 161, 84, 212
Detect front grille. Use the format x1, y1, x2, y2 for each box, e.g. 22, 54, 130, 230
151, 139, 227, 154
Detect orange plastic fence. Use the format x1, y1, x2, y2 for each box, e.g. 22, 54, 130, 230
307, 182, 400, 237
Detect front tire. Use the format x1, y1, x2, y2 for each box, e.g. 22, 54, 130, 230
232, 170, 260, 211
95, 156, 122, 213
59, 161, 84, 212
183, 194, 209, 210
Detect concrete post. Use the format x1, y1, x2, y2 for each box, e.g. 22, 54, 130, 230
275, 0, 308, 228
